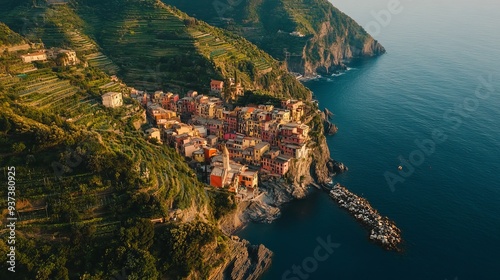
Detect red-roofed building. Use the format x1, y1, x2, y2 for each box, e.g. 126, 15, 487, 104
210, 79, 224, 93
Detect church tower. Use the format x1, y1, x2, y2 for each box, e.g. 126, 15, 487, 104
223, 144, 231, 172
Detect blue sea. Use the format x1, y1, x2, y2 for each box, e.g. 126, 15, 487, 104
238, 0, 500, 279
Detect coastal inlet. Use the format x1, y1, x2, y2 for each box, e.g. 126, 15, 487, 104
328, 183, 403, 252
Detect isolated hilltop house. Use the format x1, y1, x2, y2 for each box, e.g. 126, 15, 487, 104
20, 51, 47, 63
102, 92, 123, 108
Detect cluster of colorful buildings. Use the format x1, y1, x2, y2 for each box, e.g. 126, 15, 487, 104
133, 81, 310, 198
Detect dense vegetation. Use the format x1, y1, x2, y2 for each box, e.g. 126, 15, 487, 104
234, 90, 282, 107
0, 0, 311, 99
0, 25, 238, 278
164, 0, 380, 71
0, 218, 227, 279
74, 0, 311, 98
0, 23, 26, 46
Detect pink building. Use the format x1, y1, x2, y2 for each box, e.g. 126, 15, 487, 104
224, 111, 238, 133
177, 97, 196, 114
261, 151, 292, 175
210, 79, 224, 92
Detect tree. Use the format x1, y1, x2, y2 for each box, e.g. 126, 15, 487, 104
0, 115, 11, 132
120, 218, 155, 250
12, 142, 26, 153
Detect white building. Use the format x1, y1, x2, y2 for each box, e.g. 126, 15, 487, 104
20, 51, 47, 63
102, 92, 123, 108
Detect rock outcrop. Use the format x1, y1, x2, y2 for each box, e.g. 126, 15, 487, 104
208, 239, 272, 280
225, 240, 273, 280
322, 108, 338, 135
327, 159, 348, 175
324, 121, 338, 135
291, 34, 386, 76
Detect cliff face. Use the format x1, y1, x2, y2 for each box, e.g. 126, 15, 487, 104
209, 239, 272, 280
163, 0, 386, 76
295, 31, 386, 75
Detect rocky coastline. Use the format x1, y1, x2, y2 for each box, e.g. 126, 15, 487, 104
322, 108, 338, 135
328, 183, 403, 252
220, 97, 400, 279
210, 239, 272, 280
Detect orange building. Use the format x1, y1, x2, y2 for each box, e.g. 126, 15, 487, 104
204, 147, 218, 162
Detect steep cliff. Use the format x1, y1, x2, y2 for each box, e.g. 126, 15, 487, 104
164, 0, 385, 75
214, 240, 273, 280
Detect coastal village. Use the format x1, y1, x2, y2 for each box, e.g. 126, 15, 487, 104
102, 77, 310, 201
9, 45, 402, 251
8, 45, 311, 202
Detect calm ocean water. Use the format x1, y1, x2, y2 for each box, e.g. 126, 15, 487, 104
238, 1, 500, 279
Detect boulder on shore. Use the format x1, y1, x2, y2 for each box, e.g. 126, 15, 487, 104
327, 159, 348, 174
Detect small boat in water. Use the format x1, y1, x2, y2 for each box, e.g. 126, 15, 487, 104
398, 165, 403, 171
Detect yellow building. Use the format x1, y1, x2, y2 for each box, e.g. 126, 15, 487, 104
193, 149, 205, 163
239, 170, 258, 189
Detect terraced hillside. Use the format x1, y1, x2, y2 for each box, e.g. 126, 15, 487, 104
0, 56, 118, 130
0, 42, 241, 278
164, 0, 386, 75
72, 0, 310, 98
0, 22, 26, 46
0, 1, 119, 74
0, 0, 311, 99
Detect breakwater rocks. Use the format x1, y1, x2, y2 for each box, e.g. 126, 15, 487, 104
329, 184, 402, 251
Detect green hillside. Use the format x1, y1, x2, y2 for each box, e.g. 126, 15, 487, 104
0, 0, 311, 99
0, 23, 26, 46
0, 0, 120, 73
164, 0, 386, 74
73, 0, 310, 98
0, 27, 237, 278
